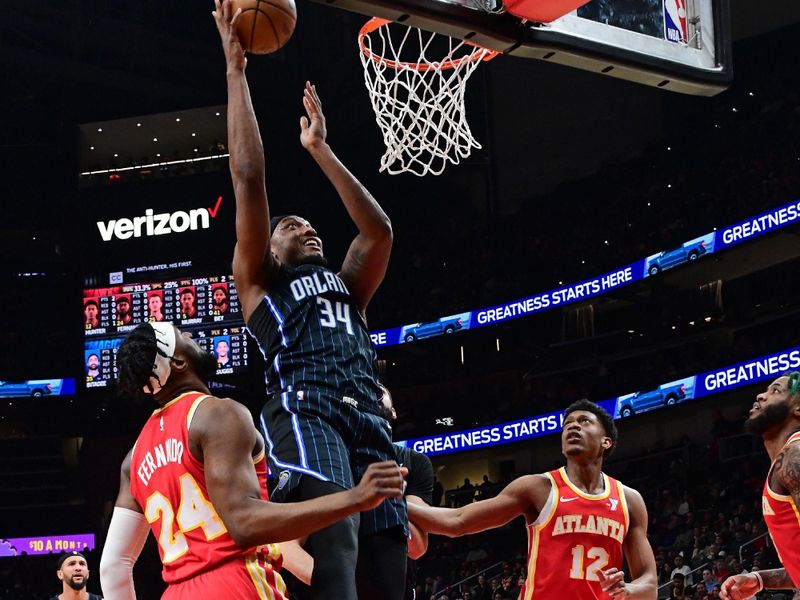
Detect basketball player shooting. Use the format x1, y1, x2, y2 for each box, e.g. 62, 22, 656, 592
214, 2, 408, 599
408, 400, 657, 599
98, 322, 406, 599
721, 373, 800, 599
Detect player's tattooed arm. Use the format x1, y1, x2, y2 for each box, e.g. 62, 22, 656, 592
751, 443, 800, 591
298, 82, 393, 313
775, 443, 800, 508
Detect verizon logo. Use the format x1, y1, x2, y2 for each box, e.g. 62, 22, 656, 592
97, 196, 223, 241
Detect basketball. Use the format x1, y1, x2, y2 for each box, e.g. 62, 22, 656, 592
232, 0, 296, 55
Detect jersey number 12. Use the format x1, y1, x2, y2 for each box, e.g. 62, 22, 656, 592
569, 545, 609, 581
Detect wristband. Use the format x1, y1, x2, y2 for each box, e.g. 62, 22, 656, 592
752, 570, 764, 592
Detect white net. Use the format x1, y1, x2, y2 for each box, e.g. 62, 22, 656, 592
358, 18, 497, 176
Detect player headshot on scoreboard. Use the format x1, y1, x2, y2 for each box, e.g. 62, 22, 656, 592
85, 352, 101, 380
213, 336, 231, 367
211, 284, 229, 314
115, 295, 132, 326
179, 286, 197, 319
84, 299, 100, 329
147, 291, 164, 322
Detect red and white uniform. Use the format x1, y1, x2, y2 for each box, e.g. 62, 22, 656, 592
762, 431, 800, 587
519, 467, 629, 600
130, 391, 286, 599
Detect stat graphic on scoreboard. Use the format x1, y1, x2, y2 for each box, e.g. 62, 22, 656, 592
83, 274, 250, 388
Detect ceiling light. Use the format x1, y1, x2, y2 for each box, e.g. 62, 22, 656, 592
97, 128, 103, 132
90, 146, 95, 150
176, 117, 181, 122
136, 123, 141, 127
153, 138, 158, 142
191, 133, 196, 137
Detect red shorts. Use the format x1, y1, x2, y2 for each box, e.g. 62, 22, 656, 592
162, 553, 287, 600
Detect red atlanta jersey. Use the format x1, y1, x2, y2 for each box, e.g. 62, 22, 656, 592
130, 391, 285, 594
762, 431, 800, 587
519, 467, 629, 600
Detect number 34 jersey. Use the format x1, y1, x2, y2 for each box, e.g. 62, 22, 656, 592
130, 392, 285, 592
519, 467, 630, 600
248, 263, 382, 408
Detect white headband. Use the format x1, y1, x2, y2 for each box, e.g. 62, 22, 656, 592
144, 322, 177, 394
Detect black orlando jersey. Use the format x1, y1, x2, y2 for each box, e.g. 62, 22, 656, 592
247, 263, 382, 410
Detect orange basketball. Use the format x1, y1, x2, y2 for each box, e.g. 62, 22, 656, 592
232, 0, 296, 55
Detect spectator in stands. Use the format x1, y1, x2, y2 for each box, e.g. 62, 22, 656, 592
711, 554, 729, 584
498, 576, 518, 599
433, 477, 444, 507
476, 475, 494, 500
672, 554, 693, 586
471, 574, 491, 600
668, 572, 686, 599
464, 541, 487, 563
728, 558, 746, 576
51, 551, 102, 600
458, 478, 476, 506
699, 569, 715, 594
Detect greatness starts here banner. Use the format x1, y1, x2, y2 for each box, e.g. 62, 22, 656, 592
369, 198, 800, 348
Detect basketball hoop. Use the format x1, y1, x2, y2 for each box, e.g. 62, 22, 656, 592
358, 18, 498, 176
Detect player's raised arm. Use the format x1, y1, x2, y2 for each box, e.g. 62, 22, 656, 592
599, 487, 657, 599
99, 450, 151, 600
196, 397, 405, 546
213, 0, 277, 320
299, 81, 393, 313
721, 441, 800, 597
408, 475, 543, 537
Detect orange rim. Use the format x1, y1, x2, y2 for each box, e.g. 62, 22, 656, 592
358, 17, 498, 72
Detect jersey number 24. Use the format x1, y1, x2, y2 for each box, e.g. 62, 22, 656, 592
145, 473, 227, 563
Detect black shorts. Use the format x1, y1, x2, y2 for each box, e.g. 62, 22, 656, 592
260, 389, 408, 536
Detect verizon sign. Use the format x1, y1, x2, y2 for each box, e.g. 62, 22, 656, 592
96, 196, 222, 241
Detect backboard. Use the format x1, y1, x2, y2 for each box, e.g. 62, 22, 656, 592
316, 0, 732, 95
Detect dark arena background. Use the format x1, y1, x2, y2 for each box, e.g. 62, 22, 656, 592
3, 1, 800, 598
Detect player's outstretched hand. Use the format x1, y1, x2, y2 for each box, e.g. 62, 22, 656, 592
720, 574, 761, 600
598, 567, 628, 598
212, 0, 246, 72
300, 82, 327, 151
352, 461, 408, 511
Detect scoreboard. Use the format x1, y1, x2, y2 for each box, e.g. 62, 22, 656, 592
83, 274, 251, 387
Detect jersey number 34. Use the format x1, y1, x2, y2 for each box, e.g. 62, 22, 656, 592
317, 297, 354, 335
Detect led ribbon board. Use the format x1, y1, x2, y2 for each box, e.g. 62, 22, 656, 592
399, 345, 800, 457
0, 534, 94, 557
370, 198, 800, 348
0, 379, 76, 399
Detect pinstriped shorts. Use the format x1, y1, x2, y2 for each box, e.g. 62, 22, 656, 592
260, 389, 408, 536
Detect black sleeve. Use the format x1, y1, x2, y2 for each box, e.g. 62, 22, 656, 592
404, 449, 434, 505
